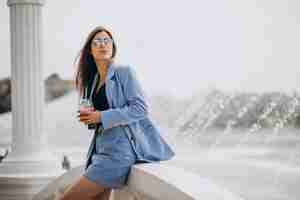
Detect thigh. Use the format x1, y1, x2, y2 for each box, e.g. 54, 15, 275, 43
60, 175, 106, 200
91, 188, 112, 200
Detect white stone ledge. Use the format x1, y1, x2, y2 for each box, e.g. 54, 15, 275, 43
33, 163, 243, 200
126, 163, 242, 200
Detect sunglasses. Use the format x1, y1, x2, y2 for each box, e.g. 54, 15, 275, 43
91, 37, 113, 47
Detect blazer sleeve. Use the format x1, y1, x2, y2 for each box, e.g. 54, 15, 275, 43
100, 66, 149, 130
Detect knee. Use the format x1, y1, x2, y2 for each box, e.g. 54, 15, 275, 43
54, 186, 72, 200
54, 189, 64, 200
56, 192, 70, 200
90, 189, 111, 200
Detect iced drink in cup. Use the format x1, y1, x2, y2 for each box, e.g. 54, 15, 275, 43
79, 98, 96, 129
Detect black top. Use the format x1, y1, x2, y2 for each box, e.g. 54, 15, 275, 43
92, 83, 109, 111
92, 83, 109, 127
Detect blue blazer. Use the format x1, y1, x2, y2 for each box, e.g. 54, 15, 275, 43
86, 63, 175, 163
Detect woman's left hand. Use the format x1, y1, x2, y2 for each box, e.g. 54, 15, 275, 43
78, 110, 101, 125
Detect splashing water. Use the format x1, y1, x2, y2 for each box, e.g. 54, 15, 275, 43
270, 93, 300, 188
234, 98, 278, 150
209, 95, 260, 152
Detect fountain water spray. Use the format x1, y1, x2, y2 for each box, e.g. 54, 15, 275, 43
270, 93, 300, 188
234, 97, 278, 150
209, 95, 259, 152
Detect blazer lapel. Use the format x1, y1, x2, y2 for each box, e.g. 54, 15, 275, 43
105, 63, 117, 108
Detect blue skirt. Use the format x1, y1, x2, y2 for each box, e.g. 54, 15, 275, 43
83, 126, 137, 189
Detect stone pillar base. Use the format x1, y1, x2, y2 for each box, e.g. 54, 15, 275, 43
0, 176, 59, 200
0, 153, 64, 200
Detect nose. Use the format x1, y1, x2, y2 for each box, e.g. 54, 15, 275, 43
99, 42, 105, 47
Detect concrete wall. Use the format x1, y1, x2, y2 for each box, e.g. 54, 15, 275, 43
33, 163, 242, 200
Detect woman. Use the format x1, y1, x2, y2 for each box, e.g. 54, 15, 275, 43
59, 26, 175, 200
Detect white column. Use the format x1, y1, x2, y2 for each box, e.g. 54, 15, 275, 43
0, 0, 63, 199
8, 0, 46, 160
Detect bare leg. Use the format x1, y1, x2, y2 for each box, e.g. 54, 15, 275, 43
59, 175, 107, 200
101, 189, 112, 200
91, 188, 112, 200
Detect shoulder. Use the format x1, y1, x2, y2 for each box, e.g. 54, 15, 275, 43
114, 63, 134, 73
114, 63, 137, 79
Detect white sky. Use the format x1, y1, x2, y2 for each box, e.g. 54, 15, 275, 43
1, 0, 300, 98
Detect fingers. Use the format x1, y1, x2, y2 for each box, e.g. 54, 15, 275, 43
78, 114, 90, 124
78, 115, 95, 125
77, 111, 99, 125
80, 119, 92, 125
84, 120, 91, 124
78, 110, 93, 116
79, 114, 89, 119
80, 118, 92, 124
78, 114, 90, 119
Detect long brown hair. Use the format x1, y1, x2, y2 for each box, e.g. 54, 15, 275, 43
74, 26, 117, 96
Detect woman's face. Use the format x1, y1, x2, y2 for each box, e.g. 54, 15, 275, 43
90, 31, 113, 61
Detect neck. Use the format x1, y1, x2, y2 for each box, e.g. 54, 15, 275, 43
94, 59, 110, 81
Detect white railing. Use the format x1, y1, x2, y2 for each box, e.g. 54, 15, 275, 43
33, 163, 242, 200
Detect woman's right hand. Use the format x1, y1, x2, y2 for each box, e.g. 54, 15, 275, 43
77, 107, 95, 123
78, 107, 95, 116
78, 110, 101, 125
